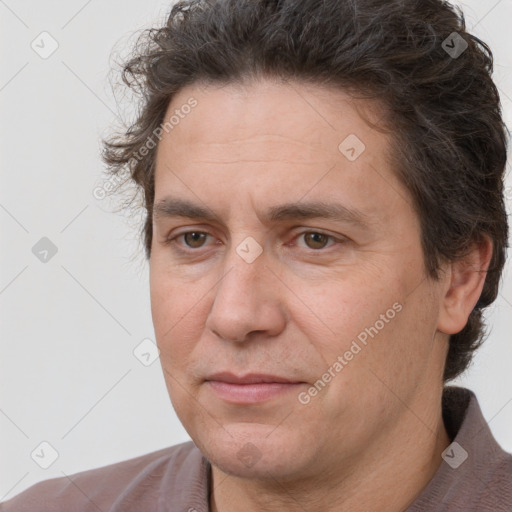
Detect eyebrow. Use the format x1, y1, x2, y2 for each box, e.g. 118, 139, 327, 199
153, 196, 372, 229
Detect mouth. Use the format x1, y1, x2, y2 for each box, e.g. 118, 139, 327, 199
204, 372, 306, 403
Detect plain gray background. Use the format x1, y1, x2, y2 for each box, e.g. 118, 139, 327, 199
1, 0, 511, 501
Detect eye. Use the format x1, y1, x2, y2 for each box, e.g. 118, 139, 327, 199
173, 231, 211, 249
295, 231, 338, 250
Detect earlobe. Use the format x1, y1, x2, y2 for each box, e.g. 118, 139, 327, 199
437, 236, 493, 335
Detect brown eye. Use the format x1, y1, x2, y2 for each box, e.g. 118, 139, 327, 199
302, 232, 331, 250
182, 232, 208, 248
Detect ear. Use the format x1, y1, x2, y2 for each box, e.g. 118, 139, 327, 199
437, 235, 493, 335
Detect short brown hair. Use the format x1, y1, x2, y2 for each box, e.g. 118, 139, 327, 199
102, 0, 509, 382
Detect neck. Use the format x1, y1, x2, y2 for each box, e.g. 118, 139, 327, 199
209, 392, 450, 512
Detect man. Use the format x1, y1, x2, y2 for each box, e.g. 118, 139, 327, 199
2, 0, 510, 510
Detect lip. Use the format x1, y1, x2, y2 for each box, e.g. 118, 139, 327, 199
205, 372, 305, 403
205, 372, 302, 384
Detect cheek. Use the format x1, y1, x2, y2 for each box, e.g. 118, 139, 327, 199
150, 279, 208, 425
331, 282, 441, 402
150, 269, 203, 365
289, 271, 403, 357
289, 268, 432, 411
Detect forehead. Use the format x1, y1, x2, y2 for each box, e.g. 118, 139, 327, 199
152, 79, 406, 225
158, 79, 390, 157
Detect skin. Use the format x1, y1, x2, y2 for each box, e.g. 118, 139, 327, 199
149, 78, 492, 512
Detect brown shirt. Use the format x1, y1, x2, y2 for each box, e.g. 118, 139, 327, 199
1, 386, 511, 511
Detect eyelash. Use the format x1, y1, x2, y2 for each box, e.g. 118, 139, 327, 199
164, 230, 344, 254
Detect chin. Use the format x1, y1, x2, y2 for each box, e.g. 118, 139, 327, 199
191, 421, 311, 480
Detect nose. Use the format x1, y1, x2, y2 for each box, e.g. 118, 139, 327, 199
204, 244, 287, 344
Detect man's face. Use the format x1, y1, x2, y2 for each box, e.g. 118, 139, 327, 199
150, 79, 448, 479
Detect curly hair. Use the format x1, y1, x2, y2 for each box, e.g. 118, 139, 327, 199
102, 0, 509, 382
